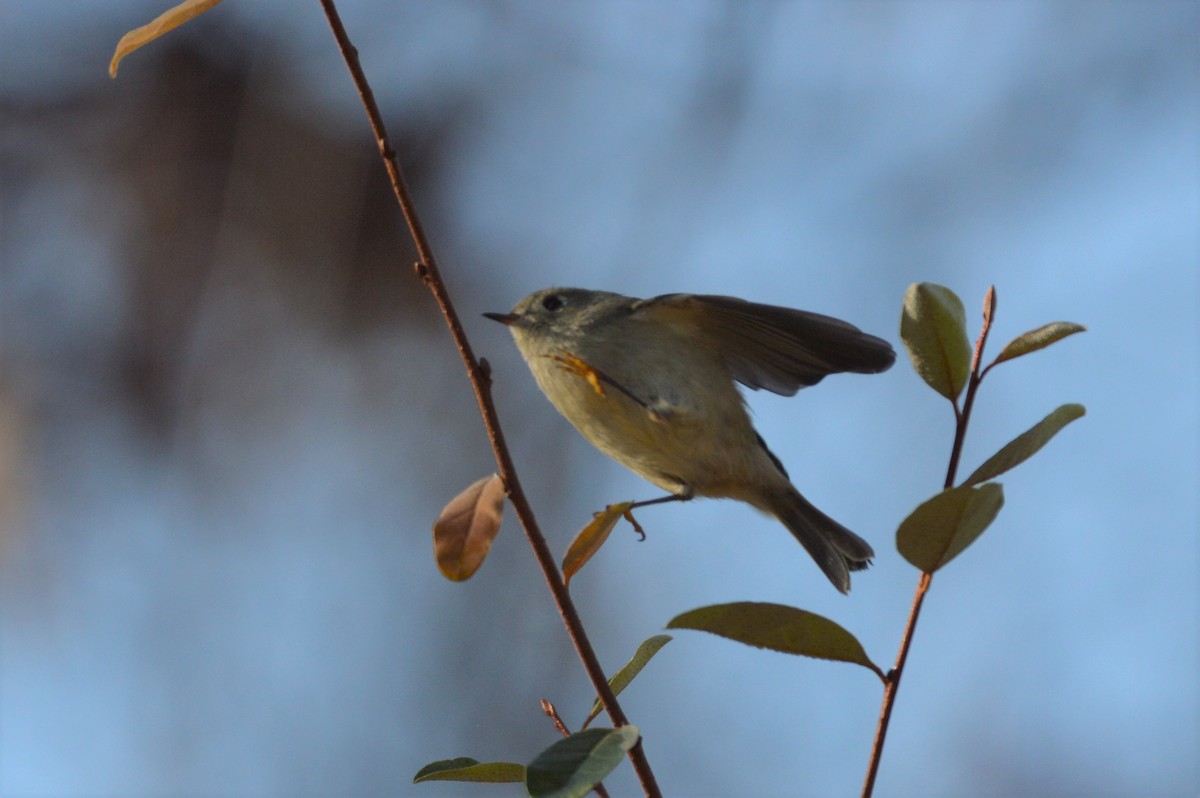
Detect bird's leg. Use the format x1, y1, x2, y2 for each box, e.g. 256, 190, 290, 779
627, 492, 693, 510
611, 489, 693, 541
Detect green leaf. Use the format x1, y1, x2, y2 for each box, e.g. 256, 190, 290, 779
896, 484, 1005, 572
900, 283, 972, 400
563, 502, 633, 587
413, 757, 525, 784
525, 727, 640, 798
963, 404, 1086, 486
666, 602, 880, 674
583, 634, 672, 728
432, 474, 506, 581
993, 322, 1086, 365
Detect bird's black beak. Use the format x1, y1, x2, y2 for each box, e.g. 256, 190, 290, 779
483, 312, 518, 326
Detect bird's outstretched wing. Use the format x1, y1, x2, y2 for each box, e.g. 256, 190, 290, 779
636, 293, 895, 395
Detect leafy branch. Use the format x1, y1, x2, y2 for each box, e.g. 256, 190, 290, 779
663, 284, 1084, 796
865, 283, 1084, 796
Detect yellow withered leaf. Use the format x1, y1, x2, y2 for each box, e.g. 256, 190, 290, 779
110, 0, 224, 78
562, 502, 634, 586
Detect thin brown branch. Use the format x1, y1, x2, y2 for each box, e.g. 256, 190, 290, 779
862, 287, 998, 798
315, 2, 659, 795
860, 571, 931, 797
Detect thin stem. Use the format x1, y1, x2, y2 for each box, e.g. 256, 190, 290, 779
316, 3, 659, 795
861, 287, 997, 798
944, 399, 964, 489
950, 286, 996, 484
860, 571, 932, 797
944, 287, 996, 486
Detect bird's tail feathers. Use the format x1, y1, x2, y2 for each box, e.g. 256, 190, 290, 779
772, 488, 875, 594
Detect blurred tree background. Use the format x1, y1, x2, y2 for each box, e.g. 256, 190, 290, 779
1, 2, 1196, 795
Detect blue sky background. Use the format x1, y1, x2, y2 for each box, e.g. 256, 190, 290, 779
1, 1, 1196, 796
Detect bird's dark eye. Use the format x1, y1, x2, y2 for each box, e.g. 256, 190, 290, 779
541, 294, 565, 312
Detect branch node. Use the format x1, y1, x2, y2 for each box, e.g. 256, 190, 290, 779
541, 698, 571, 737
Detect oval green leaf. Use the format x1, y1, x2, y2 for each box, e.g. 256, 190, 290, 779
993, 322, 1086, 365
900, 283, 972, 400
666, 602, 880, 674
896, 483, 1005, 572
563, 502, 633, 587
433, 474, 505, 581
110, 0, 224, 77
963, 404, 1086, 487
526, 726, 640, 798
583, 634, 672, 728
413, 757, 525, 783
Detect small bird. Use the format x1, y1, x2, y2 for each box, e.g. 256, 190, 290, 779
485, 288, 894, 592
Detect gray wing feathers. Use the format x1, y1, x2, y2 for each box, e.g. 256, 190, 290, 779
646, 293, 895, 395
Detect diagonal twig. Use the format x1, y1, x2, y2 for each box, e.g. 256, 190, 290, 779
315, 2, 660, 795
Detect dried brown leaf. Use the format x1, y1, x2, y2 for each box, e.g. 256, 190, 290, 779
433, 474, 505, 581
562, 502, 633, 587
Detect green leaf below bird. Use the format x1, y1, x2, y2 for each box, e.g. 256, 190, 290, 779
900, 283, 972, 401
526, 727, 640, 798
583, 634, 672, 728
667, 602, 882, 677
963, 404, 1086, 486
413, 758, 525, 784
896, 484, 1005, 573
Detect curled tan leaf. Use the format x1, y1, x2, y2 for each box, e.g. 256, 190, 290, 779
562, 502, 633, 587
109, 0, 224, 78
433, 474, 506, 581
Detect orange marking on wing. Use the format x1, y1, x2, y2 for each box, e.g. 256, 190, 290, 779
548, 352, 607, 397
